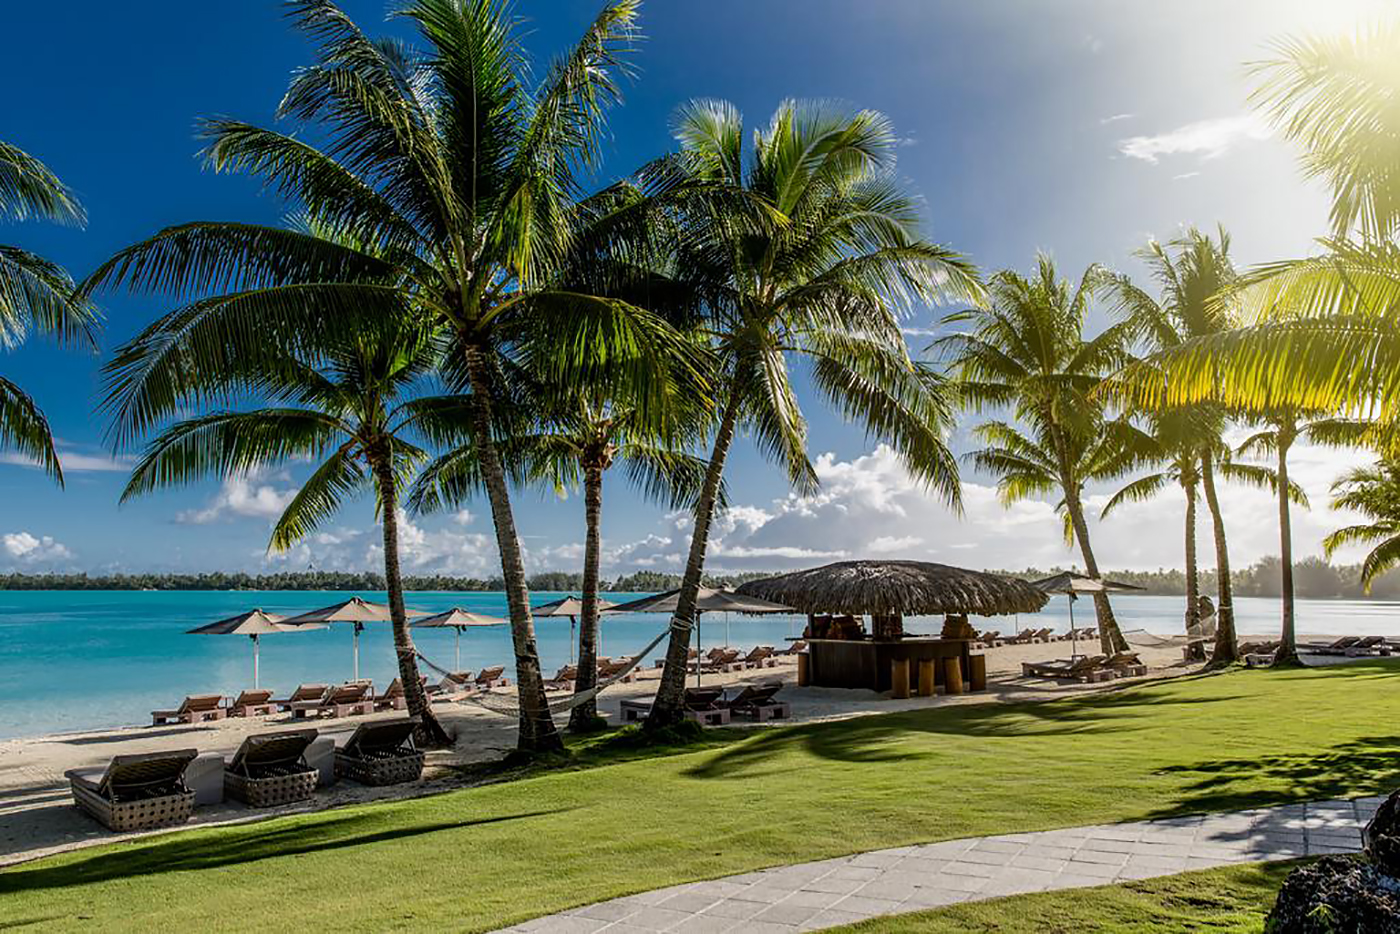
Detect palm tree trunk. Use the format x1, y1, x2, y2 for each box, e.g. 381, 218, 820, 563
1183, 478, 1200, 640
1061, 478, 1129, 655
1199, 451, 1238, 666
646, 390, 742, 730
463, 345, 563, 753
568, 463, 605, 732
369, 445, 451, 748
1275, 423, 1301, 666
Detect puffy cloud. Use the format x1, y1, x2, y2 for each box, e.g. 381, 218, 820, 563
1118, 115, 1269, 164
2, 531, 72, 563
176, 471, 299, 525
0, 448, 130, 473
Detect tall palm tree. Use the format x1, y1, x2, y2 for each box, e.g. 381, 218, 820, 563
643, 99, 983, 727
119, 316, 455, 745
1324, 458, 1400, 592
1109, 28, 1400, 424
81, 0, 699, 754
1101, 228, 1245, 663
410, 395, 714, 731
939, 257, 1134, 656
1, 140, 100, 481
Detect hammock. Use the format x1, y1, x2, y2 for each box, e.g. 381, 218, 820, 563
414, 619, 676, 719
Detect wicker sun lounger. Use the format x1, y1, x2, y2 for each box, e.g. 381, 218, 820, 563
1021, 655, 1112, 683
544, 665, 577, 691
1301, 636, 1363, 655
474, 666, 509, 689
291, 682, 374, 719
335, 718, 424, 786
273, 684, 330, 711
151, 694, 226, 726
722, 682, 790, 720
1105, 651, 1148, 677
620, 686, 733, 726
66, 749, 198, 831
742, 646, 777, 669
227, 689, 276, 717
224, 729, 319, 807
374, 677, 426, 711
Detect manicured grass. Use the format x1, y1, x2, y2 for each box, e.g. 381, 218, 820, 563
3, 663, 1397, 933
831, 860, 1294, 932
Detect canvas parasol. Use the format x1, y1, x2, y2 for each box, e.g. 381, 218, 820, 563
531, 595, 618, 663
187, 609, 325, 688
607, 589, 794, 685
1032, 571, 1144, 657
280, 596, 426, 680
409, 607, 507, 671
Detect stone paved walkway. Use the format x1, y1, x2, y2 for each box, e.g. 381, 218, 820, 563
494, 795, 1382, 933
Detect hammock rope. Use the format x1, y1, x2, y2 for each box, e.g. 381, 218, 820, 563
414, 619, 677, 718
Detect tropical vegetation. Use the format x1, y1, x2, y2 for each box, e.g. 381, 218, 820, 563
0, 140, 100, 482
1325, 458, 1400, 592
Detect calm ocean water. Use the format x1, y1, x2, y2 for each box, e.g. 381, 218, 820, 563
2, 589, 1399, 740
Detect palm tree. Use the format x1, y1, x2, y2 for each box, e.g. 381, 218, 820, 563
81, 0, 699, 754
1101, 228, 1245, 663
119, 316, 455, 746
1324, 458, 1400, 591
939, 257, 1135, 656
1, 140, 100, 481
643, 99, 983, 727
410, 396, 713, 732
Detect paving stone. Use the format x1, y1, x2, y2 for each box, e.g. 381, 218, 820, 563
1080, 838, 1136, 854
902, 887, 969, 908
850, 879, 918, 902
799, 875, 867, 895
728, 885, 796, 905
1009, 854, 1070, 873
666, 915, 736, 934
657, 892, 723, 913
622, 907, 696, 931
1019, 844, 1076, 861
798, 909, 868, 931
957, 849, 1017, 867
700, 899, 767, 921
570, 901, 637, 922
778, 890, 846, 910
939, 860, 998, 878
830, 894, 905, 916
750, 902, 821, 926
1070, 849, 1130, 866
970, 840, 1025, 855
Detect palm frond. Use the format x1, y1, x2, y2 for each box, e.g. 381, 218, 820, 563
0, 375, 61, 485
0, 140, 85, 225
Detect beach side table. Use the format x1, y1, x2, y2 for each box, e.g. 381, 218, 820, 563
306, 736, 337, 786
186, 753, 225, 806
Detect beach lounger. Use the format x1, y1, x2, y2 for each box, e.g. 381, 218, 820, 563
696, 649, 741, 673
226, 689, 275, 717
1105, 651, 1147, 678
741, 646, 777, 669
1003, 629, 1039, 645
151, 694, 226, 726
1301, 636, 1363, 655
475, 666, 509, 689
290, 682, 374, 719
66, 749, 198, 831
223, 728, 319, 807
1032, 627, 1056, 642
597, 658, 638, 683
427, 671, 473, 699
655, 647, 698, 669
1346, 635, 1392, 656
975, 630, 1003, 648
722, 682, 790, 720
335, 718, 424, 786
778, 640, 807, 656
620, 687, 732, 726
1021, 655, 1111, 683
544, 665, 577, 691
373, 677, 426, 711
273, 683, 330, 711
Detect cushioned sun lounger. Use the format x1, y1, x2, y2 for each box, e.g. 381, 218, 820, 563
1104, 651, 1148, 677
620, 687, 732, 726
273, 684, 330, 711
544, 665, 577, 691
374, 677, 426, 711
474, 666, 509, 688
224, 728, 319, 807
722, 682, 790, 720
66, 749, 198, 831
151, 694, 226, 726
1021, 655, 1111, 683
1301, 636, 1362, 655
427, 672, 473, 698
597, 659, 638, 683
291, 682, 373, 719
335, 717, 424, 786
742, 646, 777, 669
227, 689, 275, 717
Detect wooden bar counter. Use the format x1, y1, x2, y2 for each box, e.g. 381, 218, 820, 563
802, 636, 976, 692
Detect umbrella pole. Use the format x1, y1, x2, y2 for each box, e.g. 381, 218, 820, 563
252, 633, 259, 689
455, 627, 462, 672
696, 613, 702, 688
725, 612, 731, 649
353, 621, 361, 681
1069, 595, 1078, 659
570, 615, 576, 665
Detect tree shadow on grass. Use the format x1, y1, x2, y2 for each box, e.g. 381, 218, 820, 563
685, 682, 1245, 779
0, 806, 573, 896
1146, 734, 1400, 819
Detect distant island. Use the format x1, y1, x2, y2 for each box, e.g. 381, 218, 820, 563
1, 557, 1397, 599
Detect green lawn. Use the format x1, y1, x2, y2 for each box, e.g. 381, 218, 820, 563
2, 662, 1397, 933
831, 860, 1294, 932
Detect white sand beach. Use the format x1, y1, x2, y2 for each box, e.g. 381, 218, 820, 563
0, 633, 1361, 868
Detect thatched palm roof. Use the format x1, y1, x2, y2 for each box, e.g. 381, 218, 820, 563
735, 561, 1048, 616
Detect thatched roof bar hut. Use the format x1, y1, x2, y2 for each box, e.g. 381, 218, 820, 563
736, 560, 1047, 617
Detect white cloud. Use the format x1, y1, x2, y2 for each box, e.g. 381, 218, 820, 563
868, 535, 924, 554
0, 449, 131, 473
176, 471, 299, 525
2, 531, 72, 563
1118, 115, 1269, 164
1100, 113, 1134, 125
1173, 171, 1201, 181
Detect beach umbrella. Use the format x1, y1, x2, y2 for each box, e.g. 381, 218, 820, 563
280, 596, 426, 680
607, 589, 794, 685
531, 595, 618, 663
1032, 572, 1144, 658
186, 609, 324, 689
410, 607, 507, 671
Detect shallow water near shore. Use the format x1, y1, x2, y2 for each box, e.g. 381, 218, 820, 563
1, 589, 1397, 740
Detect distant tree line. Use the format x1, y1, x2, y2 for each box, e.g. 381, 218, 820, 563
1002, 557, 1400, 601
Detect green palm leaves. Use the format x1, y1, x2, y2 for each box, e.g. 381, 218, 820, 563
1325, 459, 1400, 590
0, 141, 101, 485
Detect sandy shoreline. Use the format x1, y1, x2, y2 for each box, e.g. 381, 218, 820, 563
0, 632, 1357, 868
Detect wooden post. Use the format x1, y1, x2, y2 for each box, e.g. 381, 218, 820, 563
969, 654, 987, 691
917, 658, 937, 697
797, 651, 810, 687
891, 658, 911, 699
943, 656, 964, 695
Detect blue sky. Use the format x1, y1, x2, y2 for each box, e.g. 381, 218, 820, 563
0, 0, 1386, 576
